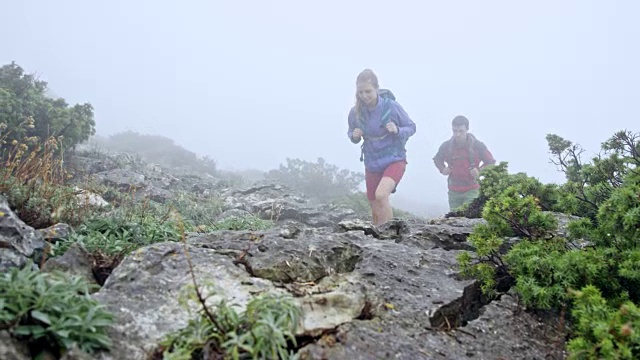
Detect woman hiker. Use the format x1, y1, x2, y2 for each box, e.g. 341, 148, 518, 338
347, 69, 417, 226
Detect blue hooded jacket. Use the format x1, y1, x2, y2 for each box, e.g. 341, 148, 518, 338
347, 94, 417, 173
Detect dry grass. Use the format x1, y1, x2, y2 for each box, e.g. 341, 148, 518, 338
0, 118, 96, 228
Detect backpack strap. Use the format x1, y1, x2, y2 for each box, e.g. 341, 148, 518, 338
467, 134, 478, 170
447, 134, 478, 170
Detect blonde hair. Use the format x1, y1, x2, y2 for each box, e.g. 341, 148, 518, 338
355, 69, 379, 120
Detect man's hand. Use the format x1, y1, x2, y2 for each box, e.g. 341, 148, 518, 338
470, 167, 479, 179
386, 122, 398, 134
352, 128, 363, 141
440, 167, 451, 176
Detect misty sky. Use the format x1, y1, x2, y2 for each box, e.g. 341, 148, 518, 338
3, 1, 639, 215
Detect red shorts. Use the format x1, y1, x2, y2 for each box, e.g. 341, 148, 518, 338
365, 160, 407, 201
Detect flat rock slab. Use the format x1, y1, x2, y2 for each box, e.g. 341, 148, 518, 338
412, 217, 486, 251
299, 293, 565, 360
189, 228, 480, 330
93, 242, 276, 360
92, 239, 374, 360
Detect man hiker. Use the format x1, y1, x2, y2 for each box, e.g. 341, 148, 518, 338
433, 115, 496, 211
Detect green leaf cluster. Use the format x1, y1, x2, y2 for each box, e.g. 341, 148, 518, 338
0, 263, 114, 357
567, 286, 640, 359
50, 202, 183, 258
160, 292, 301, 360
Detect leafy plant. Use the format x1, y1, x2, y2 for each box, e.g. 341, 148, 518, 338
49, 201, 183, 285
208, 215, 275, 232
159, 291, 301, 360
156, 223, 302, 360
51, 212, 181, 258
567, 285, 640, 360
0, 263, 114, 357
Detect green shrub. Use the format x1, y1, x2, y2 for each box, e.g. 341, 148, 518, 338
458, 182, 559, 297
546, 131, 640, 221
265, 157, 364, 202
448, 162, 563, 218
567, 285, 640, 360
0, 263, 113, 356
0, 62, 96, 149
459, 130, 640, 358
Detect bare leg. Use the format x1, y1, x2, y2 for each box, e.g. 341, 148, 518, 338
372, 176, 396, 226
368, 199, 378, 225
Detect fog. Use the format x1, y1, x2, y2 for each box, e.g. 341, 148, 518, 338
3, 1, 639, 216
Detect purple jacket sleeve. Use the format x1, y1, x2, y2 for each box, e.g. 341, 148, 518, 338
390, 101, 416, 141
347, 107, 361, 144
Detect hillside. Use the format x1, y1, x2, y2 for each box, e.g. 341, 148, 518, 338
2, 61, 640, 360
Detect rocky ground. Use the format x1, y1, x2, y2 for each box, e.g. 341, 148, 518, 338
1, 152, 568, 360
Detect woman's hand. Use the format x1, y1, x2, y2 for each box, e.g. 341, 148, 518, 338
386, 122, 398, 134
352, 128, 363, 141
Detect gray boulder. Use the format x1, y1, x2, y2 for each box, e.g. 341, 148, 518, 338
0, 198, 46, 272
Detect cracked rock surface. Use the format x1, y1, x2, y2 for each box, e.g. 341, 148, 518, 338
1, 152, 570, 359
88, 220, 564, 360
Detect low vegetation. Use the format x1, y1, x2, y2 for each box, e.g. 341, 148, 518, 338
1, 62, 293, 359
156, 289, 301, 360
265, 157, 364, 202
267, 157, 419, 220
458, 129, 640, 359
0, 263, 113, 358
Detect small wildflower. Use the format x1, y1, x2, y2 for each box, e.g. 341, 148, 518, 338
27, 124, 35, 129
0, 123, 7, 130
11, 139, 18, 146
